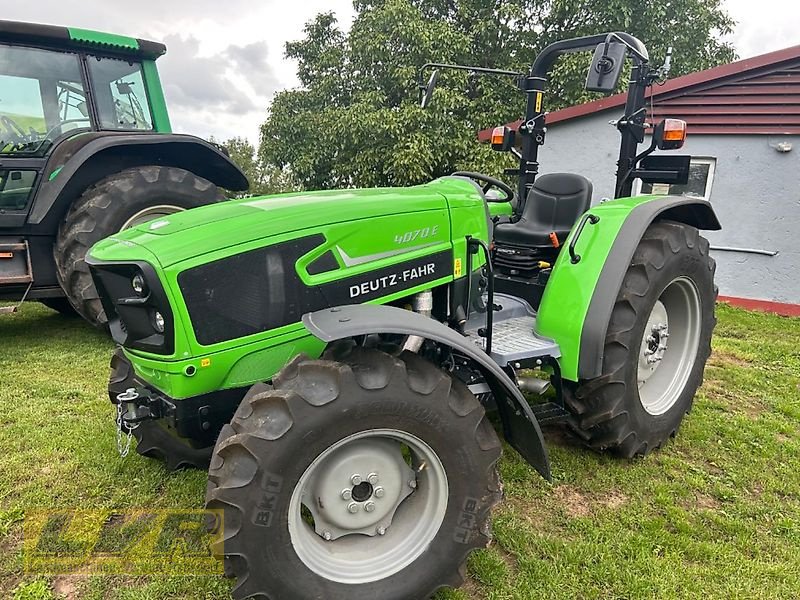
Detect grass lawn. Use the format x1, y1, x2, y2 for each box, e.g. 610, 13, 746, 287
1, 302, 798, 599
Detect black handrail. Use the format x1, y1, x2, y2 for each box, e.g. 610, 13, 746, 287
568, 214, 600, 264
468, 237, 494, 355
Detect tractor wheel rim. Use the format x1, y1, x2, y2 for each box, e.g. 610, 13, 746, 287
288, 428, 448, 584
119, 205, 185, 230
637, 276, 702, 415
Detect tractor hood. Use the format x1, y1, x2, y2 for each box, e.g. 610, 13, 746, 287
88, 178, 479, 268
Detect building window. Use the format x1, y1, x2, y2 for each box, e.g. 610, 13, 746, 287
634, 157, 716, 201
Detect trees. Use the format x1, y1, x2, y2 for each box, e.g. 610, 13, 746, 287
217, 136, 299, 197
260, 0, 735, 190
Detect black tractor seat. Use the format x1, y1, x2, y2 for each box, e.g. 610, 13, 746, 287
494, 173, 593, 249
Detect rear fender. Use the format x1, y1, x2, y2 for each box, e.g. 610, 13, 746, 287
302, 304, 551, 480
28, 133, 248, 229
535, 195, 720, 381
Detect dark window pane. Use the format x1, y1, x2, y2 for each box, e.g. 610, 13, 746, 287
0, 44, 89, 156
87, 57, 153, 131
640, 161, 712, 198
0, 170, 37, 210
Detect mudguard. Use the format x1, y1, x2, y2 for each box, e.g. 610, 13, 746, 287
536, 195, 721, 382
303, 304, 551, 480
28, 133, 248, 225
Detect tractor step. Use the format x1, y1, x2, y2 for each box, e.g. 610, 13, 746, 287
465, 293, 561, 366
530, 401, 570, 425
0, 239, 34, 313
489, 316, 561, 365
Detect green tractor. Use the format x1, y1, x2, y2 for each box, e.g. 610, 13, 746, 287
88, 33, 718, 599
0, 20, 246, 326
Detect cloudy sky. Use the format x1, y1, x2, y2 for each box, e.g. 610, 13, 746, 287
2, 0, 796, 144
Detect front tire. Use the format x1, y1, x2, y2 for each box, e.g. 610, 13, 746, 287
206, 347, 502, 600
54, 165, 224, 327
565, 221, 716, 457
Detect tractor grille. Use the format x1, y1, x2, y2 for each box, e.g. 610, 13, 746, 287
178, 235, 328, 346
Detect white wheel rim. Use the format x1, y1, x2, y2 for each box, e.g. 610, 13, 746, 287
119, 205, 184, 230
287, 428, 449, 584
637, 276, 702, 416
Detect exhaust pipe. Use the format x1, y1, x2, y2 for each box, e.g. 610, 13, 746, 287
518, 376, 551, 396
402, 291, 433, 353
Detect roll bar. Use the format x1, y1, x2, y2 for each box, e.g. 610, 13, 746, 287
420, 32, 661, 202
531, 32, 648, 78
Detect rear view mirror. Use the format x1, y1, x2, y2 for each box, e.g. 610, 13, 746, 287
585, 42, 627, 93
653, 118, 687, 150
420, 70, 439, 109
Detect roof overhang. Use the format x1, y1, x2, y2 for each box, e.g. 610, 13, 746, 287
0, 20, 166, 60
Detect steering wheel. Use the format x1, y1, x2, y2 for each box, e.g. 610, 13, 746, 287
450, 171, 514, 203
1, 115, 28, 142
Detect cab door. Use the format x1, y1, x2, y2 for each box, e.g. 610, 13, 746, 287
0, 43, 92, 229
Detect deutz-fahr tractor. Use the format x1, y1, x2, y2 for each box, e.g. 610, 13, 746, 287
88, 33, 719, 600
0, 21, 246, 326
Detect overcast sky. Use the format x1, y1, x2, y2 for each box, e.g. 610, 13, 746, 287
2, 0, 795, 144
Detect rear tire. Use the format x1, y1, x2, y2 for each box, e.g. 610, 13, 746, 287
206, 347, 502, 600
565, 221, 716, 457
54, 165, 225, 327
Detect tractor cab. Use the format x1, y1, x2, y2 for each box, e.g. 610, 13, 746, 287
0, 20, 246, 321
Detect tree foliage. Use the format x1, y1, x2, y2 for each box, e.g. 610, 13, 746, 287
261, 0, 735, 190
217, 136, 299, 197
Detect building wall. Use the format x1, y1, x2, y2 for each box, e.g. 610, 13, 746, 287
538, 111, 800, 304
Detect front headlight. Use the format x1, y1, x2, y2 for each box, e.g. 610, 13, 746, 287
85, 259, 175, 355
153, 310, 165, 333
131, 273, 147, 296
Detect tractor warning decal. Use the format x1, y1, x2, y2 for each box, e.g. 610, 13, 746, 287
320, 249, 453, 305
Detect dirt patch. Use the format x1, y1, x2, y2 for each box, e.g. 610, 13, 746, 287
552, 485, 629, 518
602, 491, 628, 510
0, 527, 23, 596
460, 576, 487, 600
541, 425, 583, 450
491, 540, 520, 572
708, 350, 752, 368
693, 493, 721, 511
53, 575, 85, 599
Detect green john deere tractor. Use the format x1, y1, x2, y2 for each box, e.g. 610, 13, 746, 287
88, 33, 719, 600
0, 20, 247, 326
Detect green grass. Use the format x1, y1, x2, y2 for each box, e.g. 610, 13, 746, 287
0, 112, 46, 132
1, 302, 798, 599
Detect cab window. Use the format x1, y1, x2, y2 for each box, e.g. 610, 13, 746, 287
0, 170, 37, 211
0, 44, 90, 156
87, 56, 154, 131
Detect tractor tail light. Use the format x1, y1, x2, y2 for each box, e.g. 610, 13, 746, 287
491, 126, 506, 145
491, 126, 515, 152
663, 119, 687, 142
655, 118, 687, 150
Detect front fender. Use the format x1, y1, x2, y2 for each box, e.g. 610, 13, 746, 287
303, 304, 551, 480
536, 194, 721, 382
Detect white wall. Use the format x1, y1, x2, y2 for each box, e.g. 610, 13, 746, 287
538, 111, 800, 304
